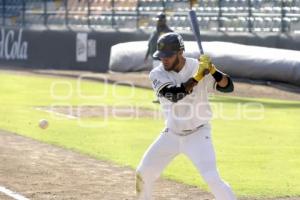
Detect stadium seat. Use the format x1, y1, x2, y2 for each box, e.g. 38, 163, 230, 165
1, 0, 299, 33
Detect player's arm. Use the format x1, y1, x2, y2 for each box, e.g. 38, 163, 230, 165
193, 55, 234, 93
150, 71, 197, 103
211, 65, 234, 93
158, 79, 196, 103
144, 49, 150, 61
144, 33, 156, 61
144, 43, 151, 61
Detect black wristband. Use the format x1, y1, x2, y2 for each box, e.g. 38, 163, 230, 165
212, 70, 223, 82
216, 76, 234, 93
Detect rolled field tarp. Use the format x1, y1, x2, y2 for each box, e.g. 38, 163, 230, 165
109, 41, 300, 86
109, 41, 152, 72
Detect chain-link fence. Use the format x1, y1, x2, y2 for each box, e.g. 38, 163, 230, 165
1, 0, 300, 33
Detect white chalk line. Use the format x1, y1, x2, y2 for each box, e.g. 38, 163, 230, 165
0, 186, 30, 200
35, 107, 78, 119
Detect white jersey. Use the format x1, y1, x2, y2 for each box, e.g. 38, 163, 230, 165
149, 57, 216, 133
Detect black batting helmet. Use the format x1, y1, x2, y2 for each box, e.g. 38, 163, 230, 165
153, 32, 185, 59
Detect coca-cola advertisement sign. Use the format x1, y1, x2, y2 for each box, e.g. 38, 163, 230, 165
0, 28, 28, 60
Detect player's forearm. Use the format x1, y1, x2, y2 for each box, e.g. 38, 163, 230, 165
211, 69, 234, 93
144, 49, 150, 60
211, 69, 227, 86
216, 75, 228, 87
202, 62, 233, 92
158, 84, 187, 102
183, 78, 198, 93
158, 80, 196, 103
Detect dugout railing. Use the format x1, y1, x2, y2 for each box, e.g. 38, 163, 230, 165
0, 0, 300, 33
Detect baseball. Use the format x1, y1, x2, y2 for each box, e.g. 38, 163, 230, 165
39, 119, 49, 129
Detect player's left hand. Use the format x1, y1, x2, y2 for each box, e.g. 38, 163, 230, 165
193, 54, 212, 81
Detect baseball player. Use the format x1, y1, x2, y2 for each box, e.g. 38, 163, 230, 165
144, 12, 173, 69
136, 32, 236, 200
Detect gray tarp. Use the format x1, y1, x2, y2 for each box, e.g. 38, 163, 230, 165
109, 41, 153, 72
109, 41, 300, 86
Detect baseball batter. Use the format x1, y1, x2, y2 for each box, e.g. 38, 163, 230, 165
136, 32, 237, 200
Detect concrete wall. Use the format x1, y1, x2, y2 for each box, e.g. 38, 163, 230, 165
0, 27, 300, 72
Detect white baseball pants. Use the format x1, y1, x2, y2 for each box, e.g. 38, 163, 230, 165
136, 124, 236, 200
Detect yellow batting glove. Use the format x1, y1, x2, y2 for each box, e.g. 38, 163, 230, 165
193, 66, 205, 82
193, 54, 211, 82
209, 63, 217, 74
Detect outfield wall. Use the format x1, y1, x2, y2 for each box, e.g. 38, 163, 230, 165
0, 27, 300, 73
0, 27, 146, 72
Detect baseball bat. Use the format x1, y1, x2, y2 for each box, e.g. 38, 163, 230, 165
188, 10, 204, 55
188, 9, 210, 76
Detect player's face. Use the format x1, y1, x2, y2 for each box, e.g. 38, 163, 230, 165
160, 53, 179, 71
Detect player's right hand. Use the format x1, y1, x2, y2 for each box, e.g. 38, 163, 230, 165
193, 55, 211, 82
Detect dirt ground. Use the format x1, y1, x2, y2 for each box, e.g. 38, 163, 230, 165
1, 130, 299, 200
1, 67, 300, 200
0, 130, 214, 200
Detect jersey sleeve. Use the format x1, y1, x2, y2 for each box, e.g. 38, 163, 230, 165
149, 70, 173, 95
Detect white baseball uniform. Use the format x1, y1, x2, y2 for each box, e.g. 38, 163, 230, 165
136, 57, 236, 200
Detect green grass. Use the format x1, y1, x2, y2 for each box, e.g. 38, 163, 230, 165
0, 73, 300, 198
